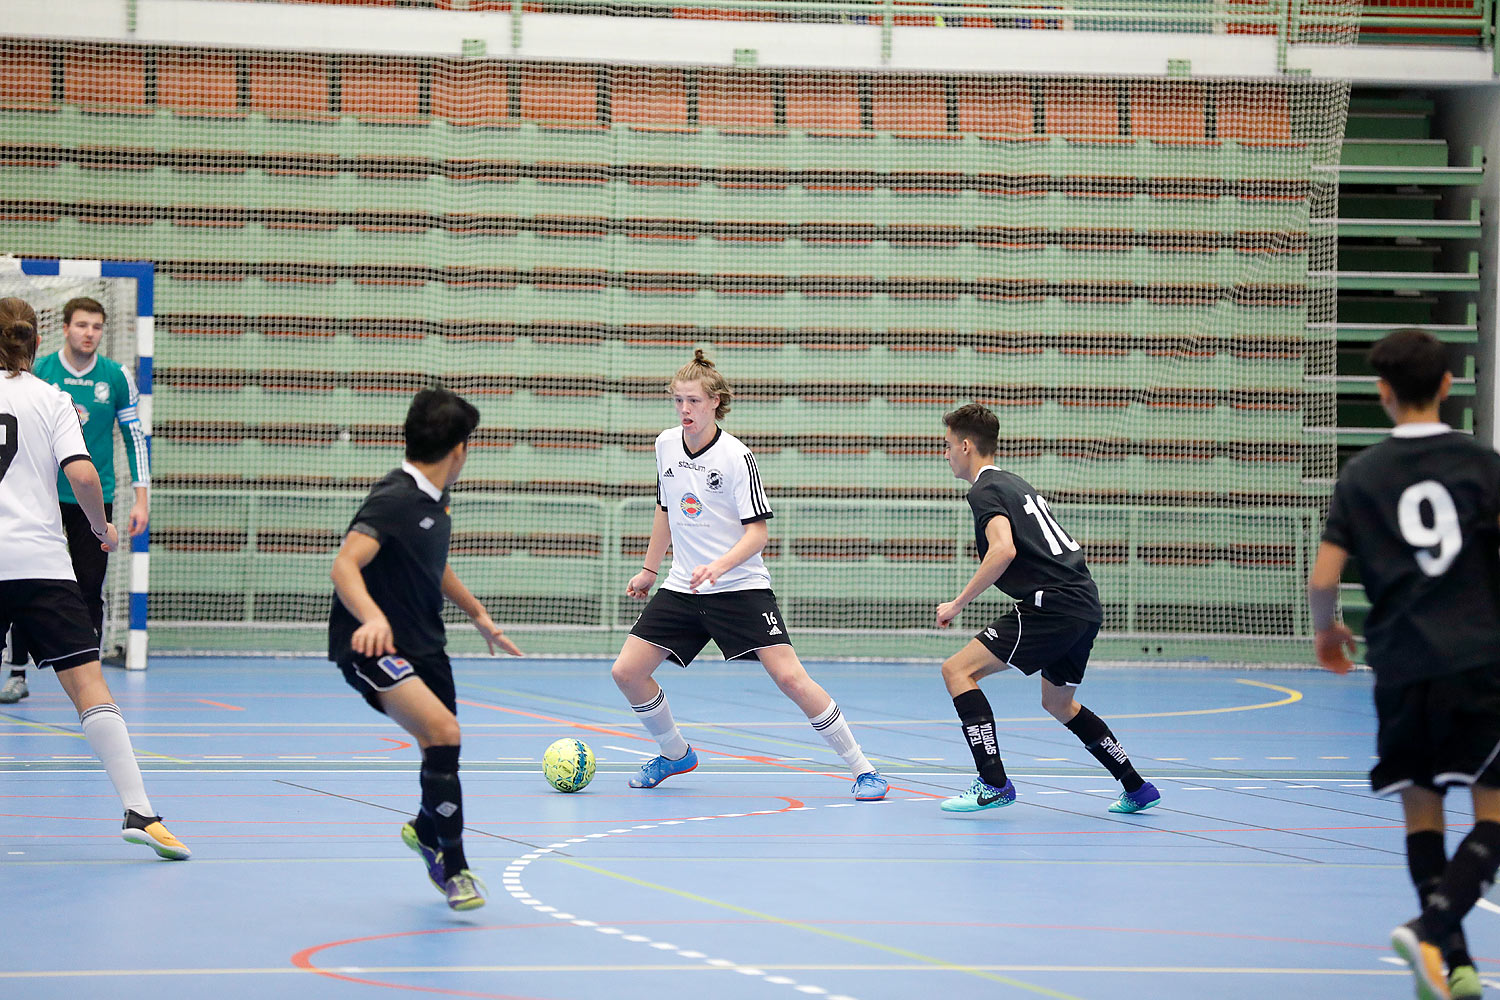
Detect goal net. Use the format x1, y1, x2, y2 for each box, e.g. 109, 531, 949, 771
0, 6, 1359, 662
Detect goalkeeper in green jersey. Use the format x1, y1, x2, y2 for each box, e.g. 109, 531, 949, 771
3, 297, 148, 700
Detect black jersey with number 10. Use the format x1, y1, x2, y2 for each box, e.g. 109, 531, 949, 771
968, 467, 1102, 623
1322, 428, 1500, 683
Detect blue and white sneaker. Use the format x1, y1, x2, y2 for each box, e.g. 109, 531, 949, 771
940, 777, 1016, 813
629, 746, 699, 788
853, 771, 889, 801
1109, 781, 1161, 814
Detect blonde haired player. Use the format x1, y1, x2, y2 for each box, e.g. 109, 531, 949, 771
609, 351, 888, 801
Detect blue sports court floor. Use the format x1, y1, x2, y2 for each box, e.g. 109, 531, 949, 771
1, 657, 1494, 1000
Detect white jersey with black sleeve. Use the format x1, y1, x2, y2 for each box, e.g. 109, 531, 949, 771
655, 426, 773, 594
0, 371, 92, 581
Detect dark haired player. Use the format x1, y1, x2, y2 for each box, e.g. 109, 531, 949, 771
1309, 328, 1500, 1000
330, 386, 522, 910
935, 403, 1159, 814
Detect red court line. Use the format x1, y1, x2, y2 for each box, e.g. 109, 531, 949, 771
195, 699, 245, 711
349, 736, 414, 753
457, 697, 942, 798
293, 925, 555, 1000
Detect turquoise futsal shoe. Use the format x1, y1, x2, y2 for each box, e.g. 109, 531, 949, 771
629, 746, 699, 788
940, 777, 1016, 813
401, 821, 446, 893
1109, 781, 1161, 814
853, 771, 889, 801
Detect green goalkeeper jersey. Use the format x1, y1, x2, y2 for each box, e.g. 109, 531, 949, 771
32, 350, 149, 505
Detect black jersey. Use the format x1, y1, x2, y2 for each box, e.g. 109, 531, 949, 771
1322, 425, 1500, 684
967, 467, 1102, 622
328, 466, 453, 660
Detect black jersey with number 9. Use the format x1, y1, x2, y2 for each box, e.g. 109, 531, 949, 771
1322, 428, 1500, 682
967, 467, 1102, 623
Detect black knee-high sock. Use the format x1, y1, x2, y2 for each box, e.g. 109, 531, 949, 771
420, 745, 467, 879
1064, 706, 1144, 793
1408, 830, 1473, 969
953, 689, 1008, 788
1419, 820, 1500, 941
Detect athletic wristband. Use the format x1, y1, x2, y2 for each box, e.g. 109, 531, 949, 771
642, 566, 658, 575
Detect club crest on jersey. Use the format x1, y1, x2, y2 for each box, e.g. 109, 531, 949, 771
73, 402, 89, 426
706, 470, 724, 492
93, 382, 110, 404
680, 493, 704, 518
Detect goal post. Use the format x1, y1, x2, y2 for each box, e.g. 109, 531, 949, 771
3, 257, 154, 670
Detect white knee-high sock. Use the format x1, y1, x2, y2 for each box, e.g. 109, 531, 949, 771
79, 703, 153, 816
809, 701, 873, 778
632, 689, 690, 759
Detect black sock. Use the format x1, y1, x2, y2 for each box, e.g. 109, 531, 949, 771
8, 669, 23, 678
1408, 830, 1472, 969
1419, 820, 1500, 942
953, 689, 1008, 788
420, 744, 467, 879
1064, 706, 1144, 793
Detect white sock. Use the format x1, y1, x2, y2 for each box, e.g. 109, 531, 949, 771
809, 701, 873, 778
632, 689, 690, 760
79, 703, 153, 816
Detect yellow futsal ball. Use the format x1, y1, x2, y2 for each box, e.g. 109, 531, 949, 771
543, 738, 596, 793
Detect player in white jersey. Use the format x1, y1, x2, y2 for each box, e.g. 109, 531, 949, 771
0, 297, 188, 860
609, 351, 887, 800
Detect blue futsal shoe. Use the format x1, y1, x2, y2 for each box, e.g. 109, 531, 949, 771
940, 777, 1016, 813
629, 746, 699, 788
853, 771, 889, 801
401, 821, 446, 893
1109, 781, 1161, 814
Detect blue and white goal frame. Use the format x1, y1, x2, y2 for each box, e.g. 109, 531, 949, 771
21, 258, 153, 671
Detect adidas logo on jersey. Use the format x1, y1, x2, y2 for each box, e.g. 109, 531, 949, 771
419, 517, 435, 530
767, 624, 783, 635
663, 468, 674, 477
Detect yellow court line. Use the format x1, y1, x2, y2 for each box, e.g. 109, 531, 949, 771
0, 713, 188, 764
0, 963, 1413, 979
559, 858, 1086, 1000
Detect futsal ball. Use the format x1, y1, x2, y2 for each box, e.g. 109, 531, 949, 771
543, 738, 596, 793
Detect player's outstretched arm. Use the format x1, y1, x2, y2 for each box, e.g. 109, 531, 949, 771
627, 507, 672, 599
1307, 541, 1356, 674
331, 531, 395, 657
442, 564, 522, 656
61, 458, 118, 553
937, 516, 1016, 627
689, 518, 767, 592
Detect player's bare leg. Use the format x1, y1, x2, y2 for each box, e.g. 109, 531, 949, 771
939, 641, 1015, 811
55, 661, 189, 859
612, 636, 696, 787
380, 679, 481, 909
757, 645, 885, 799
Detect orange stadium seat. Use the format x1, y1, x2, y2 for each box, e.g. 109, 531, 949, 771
1043, 82, 1125, 142
247, 53, 335, 121
431, 62, 513, 128
520, 65, 603, 129
341, 56, 423, 122
1217, 84, 1296, 146
157, 49, 241, 117
699, 69, 778, 134
956, 80, 1038, 140
1, 41, 57, 112
65, 44, 150, 114
873, 77, 954, 139
785, 72, 863, 137
1130, 82, 1213, 144
612, 68, 693, 132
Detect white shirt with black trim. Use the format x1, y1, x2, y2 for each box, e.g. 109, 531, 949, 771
655, 426, 773, 594
0, 371, 91, 581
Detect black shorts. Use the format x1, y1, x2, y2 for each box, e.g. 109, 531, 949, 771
630, 587, 791, 666
1371, 663, 1500, 796
338, 649, 456, 716
0, 579, 100, 672
974, 606, 1099, 687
